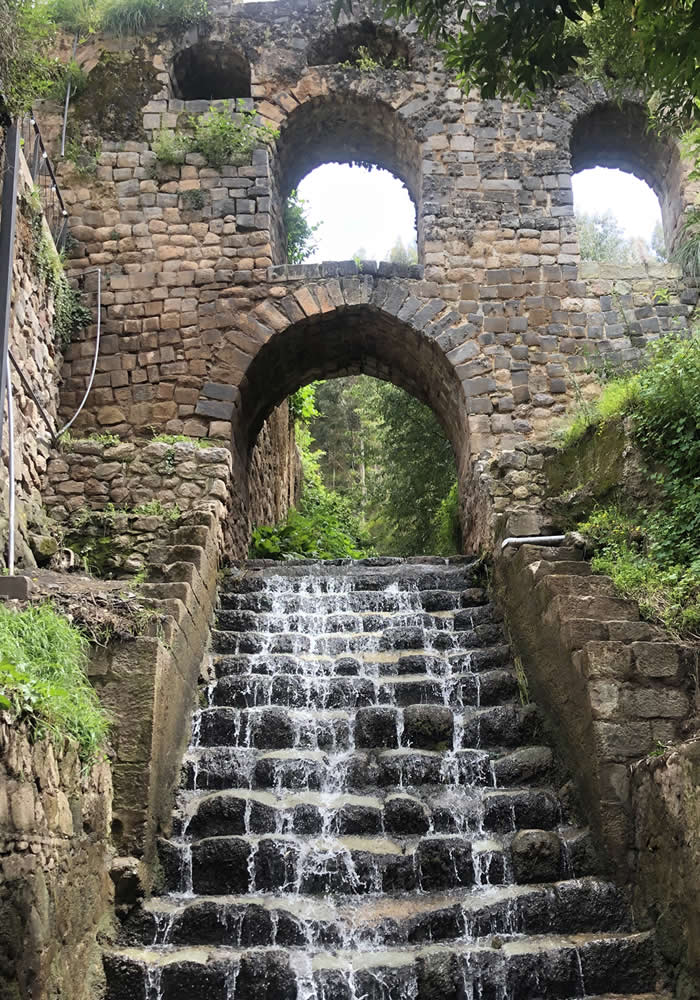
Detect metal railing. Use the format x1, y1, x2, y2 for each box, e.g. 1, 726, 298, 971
18, 113, 69, 249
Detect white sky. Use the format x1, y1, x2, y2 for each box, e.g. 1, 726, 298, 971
298, 162, 662, 262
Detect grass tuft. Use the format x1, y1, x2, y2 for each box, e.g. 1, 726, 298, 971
0, 604, 109, 762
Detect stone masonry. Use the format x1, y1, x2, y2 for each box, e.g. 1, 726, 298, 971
22, 0, 697, 552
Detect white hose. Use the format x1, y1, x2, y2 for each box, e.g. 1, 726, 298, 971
55, 267, 101, 439
5, 354, 15, 575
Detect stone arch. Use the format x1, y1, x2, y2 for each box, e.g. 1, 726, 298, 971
271, 92, 422, 263
569, 100, 685, 249
306, 20, 412, 70
236, 297, 469, 547
171, 40, 251, 101
236, 305, 466, 465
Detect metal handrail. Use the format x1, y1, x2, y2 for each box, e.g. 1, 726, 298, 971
18, 112, 69, 249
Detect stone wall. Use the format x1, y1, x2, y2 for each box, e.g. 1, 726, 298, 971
42, 406, 298, 565
0, 721, 113, 1000
632, 739, 700, 1000
493, 542, 698, 876
1, 153, 64, 570
248, 400, 301, 538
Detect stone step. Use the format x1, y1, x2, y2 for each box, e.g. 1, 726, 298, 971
104, 931, 656, 1000
210, 623, 506, 656
181, 744, 556, 794
208, 668, 518, 710
175, 785, 562, 841
158, 832, 503, 895
219, 588, 489, 614
157, 825, 593, 897
212, 646, 513, 678
221, 565, 482, 597
119, 877, 629, 950
194, 703, 542, 751
215, 609, 472, 635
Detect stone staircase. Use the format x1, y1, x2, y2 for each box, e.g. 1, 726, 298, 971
104, 556, 668, 1000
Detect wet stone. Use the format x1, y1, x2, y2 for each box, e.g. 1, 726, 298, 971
511, 828, 563, 882
192, 837, 251, 894
355, 706, 398, 748
403, 704, 454, 749
384, 795, 430, 835
109, 559, 652, 1000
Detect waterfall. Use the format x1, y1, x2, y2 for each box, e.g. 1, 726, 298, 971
105, 557, 657, 1000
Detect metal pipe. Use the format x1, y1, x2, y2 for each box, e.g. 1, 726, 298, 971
0, 120, 20, 447
54, 267, 102, 440
5, 355, 15, 575
500, 534, 566, 551
8, 348, 56, 437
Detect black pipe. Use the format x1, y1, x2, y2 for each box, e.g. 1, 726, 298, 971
0, 120, 20, 446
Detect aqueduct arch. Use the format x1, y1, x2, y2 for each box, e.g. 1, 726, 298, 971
40, 0, 696, 556
270, 91, 422, 262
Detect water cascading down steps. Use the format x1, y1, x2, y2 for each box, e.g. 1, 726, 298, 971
105, 556, 666, 1000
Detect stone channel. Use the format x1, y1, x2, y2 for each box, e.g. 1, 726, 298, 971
104, 557, 665, 999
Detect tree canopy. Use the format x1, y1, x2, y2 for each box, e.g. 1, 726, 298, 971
338, 0, 700, 131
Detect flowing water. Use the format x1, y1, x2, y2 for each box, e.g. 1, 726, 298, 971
105, 557, 660, 1000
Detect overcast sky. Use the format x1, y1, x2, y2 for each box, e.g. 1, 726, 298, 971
298, 163, 662, 263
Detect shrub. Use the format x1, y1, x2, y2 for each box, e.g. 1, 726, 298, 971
31, 218, 92, 347
152, 128, 191, 165
250, 427, 372, 560
191, 102, 278, 169
288, 385, 319, 423
578, 507, 700, 637
0, 604, 109, 762
574, 334, 700, 638
285, 189, 320, 264
628, 332, 700, 481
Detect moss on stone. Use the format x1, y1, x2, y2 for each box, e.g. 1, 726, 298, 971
70, 48, 161, 141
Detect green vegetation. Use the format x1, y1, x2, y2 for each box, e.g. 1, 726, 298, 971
0, 604, 109, 762
288, 385, 319, 423
181, 188, 205, 210
576, 212, 665, 265
152, 128, 191, 166
250, 425, 371, 559
560, 333, 700, 637
0, 0, 209, 113
0, 0, 57, 114
132, 499, 181, 519
251, 377, 460, 559
151, 432, 218, 447
154, 103, 278, 170
98, 0, 208, 35
349, 0, 700, 129
285, 190, 320, 264
27, 203, 92, 348
58, 431, 121, 448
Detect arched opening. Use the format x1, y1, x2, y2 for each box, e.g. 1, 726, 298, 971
172, 41, 251, 102
295, 164, 418, 264
236, 305, 465, 467
273, 95, 422, 265
307, 21, 411, 71
569, 101, 683, 252
572, 167, 665, 264
232, 303, 469, 554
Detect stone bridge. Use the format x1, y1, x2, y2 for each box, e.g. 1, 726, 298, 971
32, 0, 699, 546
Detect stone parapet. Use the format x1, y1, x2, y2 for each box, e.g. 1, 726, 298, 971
493, 542, 698, 875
